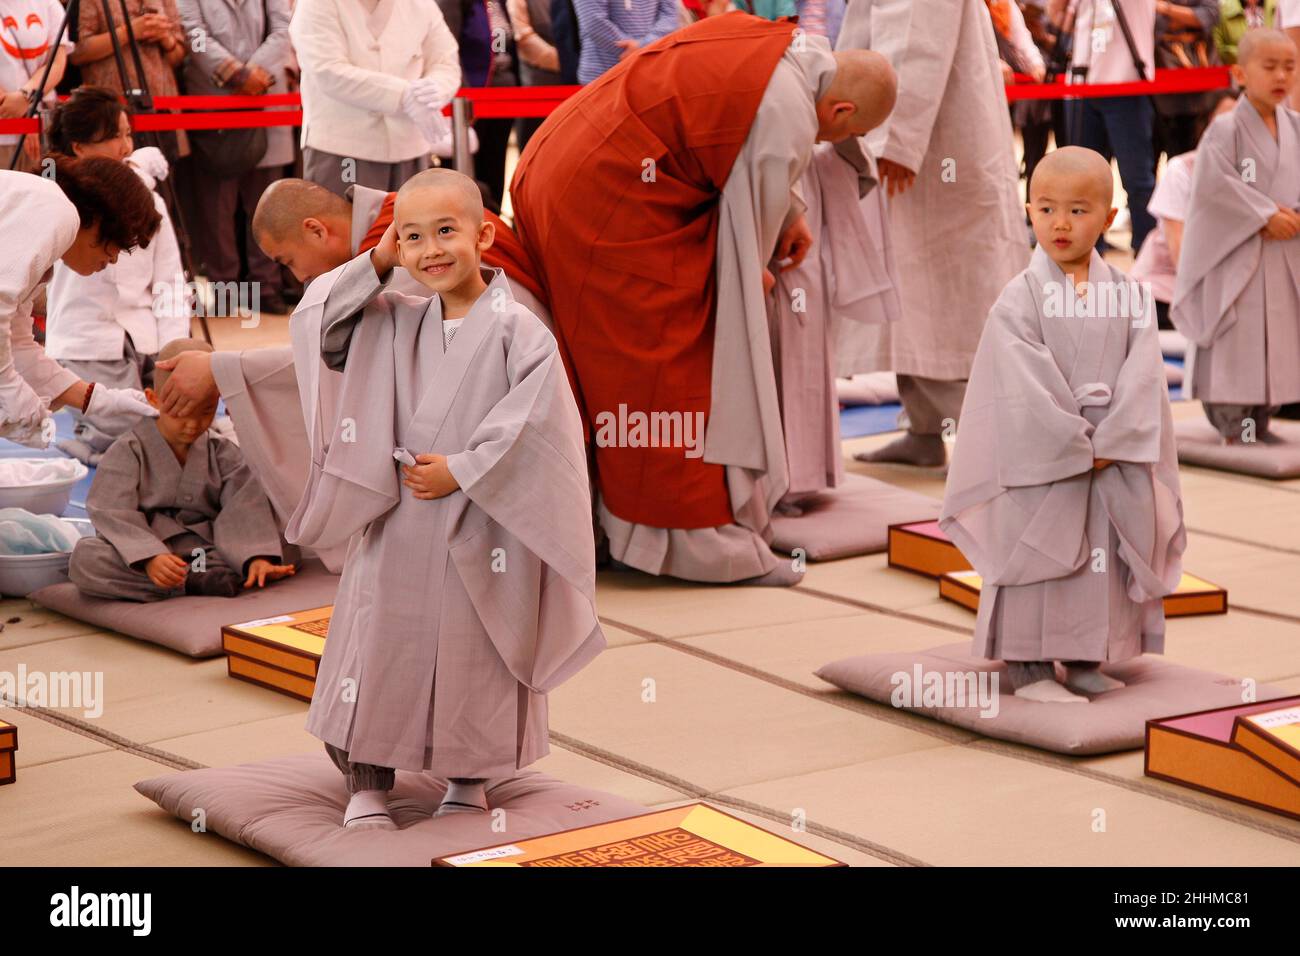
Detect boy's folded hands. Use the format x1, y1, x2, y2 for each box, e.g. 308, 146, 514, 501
402, 453, 461, 499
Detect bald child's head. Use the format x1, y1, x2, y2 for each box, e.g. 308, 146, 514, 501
393, 168, 495, 298
1027, 147, 1117, 272
1233, 28, 1297, 110
818, 50, 897, 143
252, 178, 355, 285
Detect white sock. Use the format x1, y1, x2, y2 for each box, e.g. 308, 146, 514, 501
344, 789, 395, 829
437, 779, 488, 815
1013, 678, 1089, 704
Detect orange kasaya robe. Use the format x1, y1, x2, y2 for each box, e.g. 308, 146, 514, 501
509, 12, 798, 530
357, 192, 549, 307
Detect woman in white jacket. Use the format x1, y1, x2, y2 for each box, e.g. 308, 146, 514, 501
0, 156, 161, 448
43, 87, 190, 463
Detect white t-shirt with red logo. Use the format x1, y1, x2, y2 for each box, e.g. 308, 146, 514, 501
0, 0, 74, 144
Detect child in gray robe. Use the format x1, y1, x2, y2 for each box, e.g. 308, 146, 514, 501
1172, 30, 1300, 443
69, 337, 297, 602
287, 170, 604, 828
941, 148, 1186, 705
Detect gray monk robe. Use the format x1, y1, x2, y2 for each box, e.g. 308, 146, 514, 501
1171, 98, 1300, 431
842, 0, 1027, 428
770, 139, 901, 499
287, 257, 605, 776
69, 421, 285, 601
940, 248, 1186, 664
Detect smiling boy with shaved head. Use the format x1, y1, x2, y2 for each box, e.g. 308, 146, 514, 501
940, 145, 1186, 706
285, 168, 604, 828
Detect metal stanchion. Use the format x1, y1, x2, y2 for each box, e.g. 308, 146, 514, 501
452, 97, 473, 175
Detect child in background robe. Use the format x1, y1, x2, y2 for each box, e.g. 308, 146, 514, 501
69, 337, 296, 602
286, 169, 603, 828
1172, 29, 1300, 444
941, 147, 1186, 704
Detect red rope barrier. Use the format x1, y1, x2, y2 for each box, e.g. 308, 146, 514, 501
0, 71, 1231, 135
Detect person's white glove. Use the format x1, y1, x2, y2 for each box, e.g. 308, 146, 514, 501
406, 75, 457, 110
86, 386, 159, 421
0, 377, 49, 447
127, 146, 170, 188
400, 87, 478, 158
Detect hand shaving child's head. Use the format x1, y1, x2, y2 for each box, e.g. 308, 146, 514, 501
393, 168, 496, 296
1027, 147, 1116, 271
1233, 29, 1297, 110
147, 338, 219, 444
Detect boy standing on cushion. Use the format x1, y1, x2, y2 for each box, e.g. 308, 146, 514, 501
941, 148, 1186, 705
1172, 29, 1300, 443
70, 337, 296, 601
287, 169, 604, 828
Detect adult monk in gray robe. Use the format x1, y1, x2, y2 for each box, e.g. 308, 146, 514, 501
70, 338, 292, 602
287, 175, 604, 825
1171, 33, 1300, 442
942, 150, 1185, 705
511, 13, 897, 586
848, 0, 1028, 467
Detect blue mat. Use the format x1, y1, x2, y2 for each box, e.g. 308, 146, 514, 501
839, 402, 902, 439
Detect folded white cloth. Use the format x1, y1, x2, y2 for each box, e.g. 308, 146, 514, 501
0, 458, 84, 487
0, 507, 81, 554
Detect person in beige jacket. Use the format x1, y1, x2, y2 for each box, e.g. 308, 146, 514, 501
289, 0, 462, 196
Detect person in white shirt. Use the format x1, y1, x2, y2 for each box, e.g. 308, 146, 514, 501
42, 87, 189, 464
0, 0, 71, 170
0, 157, 161, 448
289, 0, 462, 196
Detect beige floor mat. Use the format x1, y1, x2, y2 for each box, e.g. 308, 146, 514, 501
4, 401, 1300, 865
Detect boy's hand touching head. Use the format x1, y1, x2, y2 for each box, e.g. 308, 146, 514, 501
1233, 29, 1297, 112
402, 453, 460, 499
392, 169, 496, 297
1027, 146, 1116, 274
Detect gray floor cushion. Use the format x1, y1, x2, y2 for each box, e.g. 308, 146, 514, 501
1174, 418, 1300, 478
135, 752, 648, 866
770, 474, 941, 561
29, 560, 340, 658
816, 643, 1286, 755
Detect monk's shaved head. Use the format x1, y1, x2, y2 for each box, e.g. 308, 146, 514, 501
154, 337, 213, 395
824, 49, 898, 133
1238, 28, 1297, 67
395, 168, 484, 226
1030, 146, 1113, 207
252, 178, 352, 243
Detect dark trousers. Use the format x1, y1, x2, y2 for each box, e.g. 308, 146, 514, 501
473, 117, 514, 211
195, 165, 283, 293
1069, 95, 1157, 252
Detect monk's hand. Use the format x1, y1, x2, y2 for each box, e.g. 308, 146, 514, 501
1262, 208, 1300, 241
371, 221, 400, 278
878, 158, 916, 198
1093, 458, 1114, 470
146, 553, 189, 590
774, 214, 813, 271
615, 38, 640, 59
243, 558, 296, 589
404, 453, 460, 499
154, 350, 217, 417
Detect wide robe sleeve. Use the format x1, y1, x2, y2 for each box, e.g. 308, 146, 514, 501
85, 438, 170, 569
211, 436, 287, 573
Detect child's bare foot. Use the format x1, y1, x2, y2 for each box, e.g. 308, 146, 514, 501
1064, 664, 1126, 695
436, 779, 488, 816
344, 789, 396, 830
855, 433, 947, 467
1013, 679, 1089, 704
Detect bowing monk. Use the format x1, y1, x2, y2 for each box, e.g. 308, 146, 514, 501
510, 11, 897, 586
849, 0, 1028, 468
941, 148, 1185, 704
